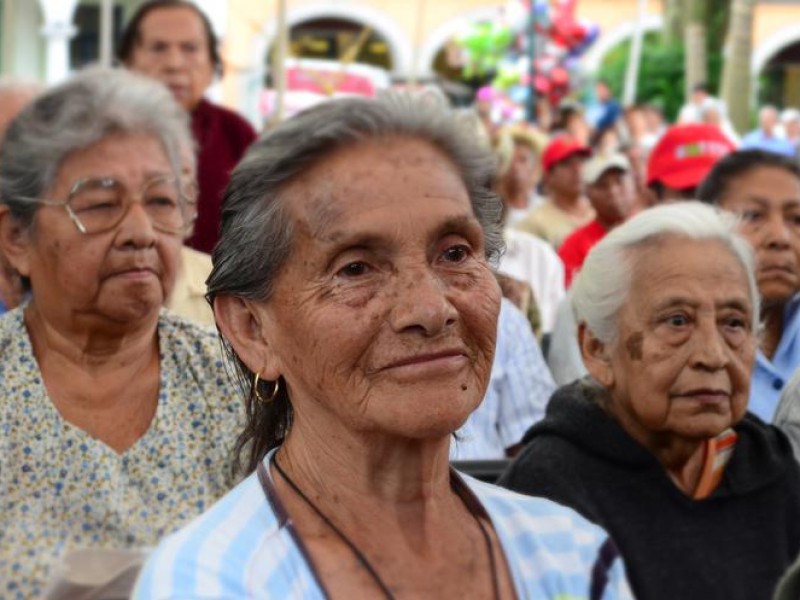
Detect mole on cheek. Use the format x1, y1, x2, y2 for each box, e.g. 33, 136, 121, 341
625, 332, 644, 360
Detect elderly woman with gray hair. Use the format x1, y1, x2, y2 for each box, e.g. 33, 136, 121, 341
133, 94, 633, 599
500, 202, 800, 600
0, 68, 242, 597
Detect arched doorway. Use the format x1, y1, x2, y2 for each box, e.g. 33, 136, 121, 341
759, 41, 800, 108
260, 15, 397, 121
267, 17, 393, 76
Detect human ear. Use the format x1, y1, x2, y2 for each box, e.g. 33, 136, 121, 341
578, 322, 615, 388
213, 295, 282, 381
0, 207, 32, 277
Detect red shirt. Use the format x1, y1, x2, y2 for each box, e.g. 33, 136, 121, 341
558, 219, 608, 288
189, 99, 258, 254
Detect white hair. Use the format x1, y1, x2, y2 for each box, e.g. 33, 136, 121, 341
572, 201, 760, 343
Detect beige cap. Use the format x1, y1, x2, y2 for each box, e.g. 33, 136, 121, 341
581, 153, 630, 186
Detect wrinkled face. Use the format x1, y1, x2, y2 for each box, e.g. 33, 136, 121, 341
587, 168, 635, 227
126, 6, 214, 111
718, 166, 800, 307
590, 238, 756, 446
255, 138, 501, 440
10, 133, 182, 325
547, 154, 585, 199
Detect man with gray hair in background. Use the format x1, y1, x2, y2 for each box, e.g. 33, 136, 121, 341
0, 79, 42, 314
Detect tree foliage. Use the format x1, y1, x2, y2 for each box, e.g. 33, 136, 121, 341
597, 0, 730, 117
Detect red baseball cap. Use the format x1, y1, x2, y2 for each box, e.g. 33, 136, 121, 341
646, 124, 736, 189
542, 136, 592, 173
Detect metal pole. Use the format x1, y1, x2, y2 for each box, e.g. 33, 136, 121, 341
99, 0, 114, 67
525, 2, 537, 122
410, 0, 425, 85
1, 0, 14, 75
623, 0, 647, 105
272, 0, 288, 122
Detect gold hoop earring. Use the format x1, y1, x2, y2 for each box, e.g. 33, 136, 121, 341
253, 372, 280, 403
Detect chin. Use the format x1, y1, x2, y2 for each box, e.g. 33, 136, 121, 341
376, 399, 479, 442
758, 283, 797, 306
676, 417, 733, 440
103, 297, 162, 325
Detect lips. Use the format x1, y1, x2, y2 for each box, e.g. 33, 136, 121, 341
105, 264, 160, 279
758, 264, 797, 278
382, 350, 467, 370
674, 388, 730, 403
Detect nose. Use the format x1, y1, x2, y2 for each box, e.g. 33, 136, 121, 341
762, 212, 792, 249
388, 266, 458, 336
689, 319, 728, 371
115, 201, 157, 249
163, 45, 186, 71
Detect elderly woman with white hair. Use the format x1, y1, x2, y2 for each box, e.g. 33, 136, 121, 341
0, 68, 242, 597
500, 202, 800, 600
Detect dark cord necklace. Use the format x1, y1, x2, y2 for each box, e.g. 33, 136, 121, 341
270, 453, 501, 600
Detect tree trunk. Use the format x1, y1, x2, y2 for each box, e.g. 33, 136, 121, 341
720, 0, 756, 134
661, 0, 684, 45
683, 0, 708, 99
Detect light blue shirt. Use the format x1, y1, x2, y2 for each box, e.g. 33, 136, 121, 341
750, 295, 800, 422
451, 299, 555, 460
740, 129, 796, 157
133, 449, 634, 599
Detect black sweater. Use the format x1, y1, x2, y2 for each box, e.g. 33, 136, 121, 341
498, 380, 800, 600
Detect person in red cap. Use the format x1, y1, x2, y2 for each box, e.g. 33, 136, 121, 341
646, 123, 736, 203
515, 135, 593, 248
558, 153, 636, 287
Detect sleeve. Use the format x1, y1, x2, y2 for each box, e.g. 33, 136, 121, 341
774, 370, 800, 463
546, 292, 589, 386
494, 300, 556, 449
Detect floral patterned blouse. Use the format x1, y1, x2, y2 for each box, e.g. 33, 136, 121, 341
0, 307, 244, 599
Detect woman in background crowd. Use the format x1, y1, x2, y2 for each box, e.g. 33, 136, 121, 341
699, 149, 800, 422
0, 68, 242, 597
119, 0, 257, 254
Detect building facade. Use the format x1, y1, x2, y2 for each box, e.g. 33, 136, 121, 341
3, 0, 800, 123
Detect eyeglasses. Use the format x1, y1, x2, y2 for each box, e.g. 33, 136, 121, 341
15, 175, 198, 235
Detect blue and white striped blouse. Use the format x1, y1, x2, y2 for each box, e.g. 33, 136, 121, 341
134, 449, 632, 599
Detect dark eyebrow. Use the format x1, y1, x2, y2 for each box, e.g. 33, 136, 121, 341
431, 215, 483, 241
316, 214, 482, 257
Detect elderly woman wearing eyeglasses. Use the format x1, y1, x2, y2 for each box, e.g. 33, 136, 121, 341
0, 67, 243, 597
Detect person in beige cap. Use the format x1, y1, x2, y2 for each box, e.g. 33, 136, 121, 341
558, 153, 635, 287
